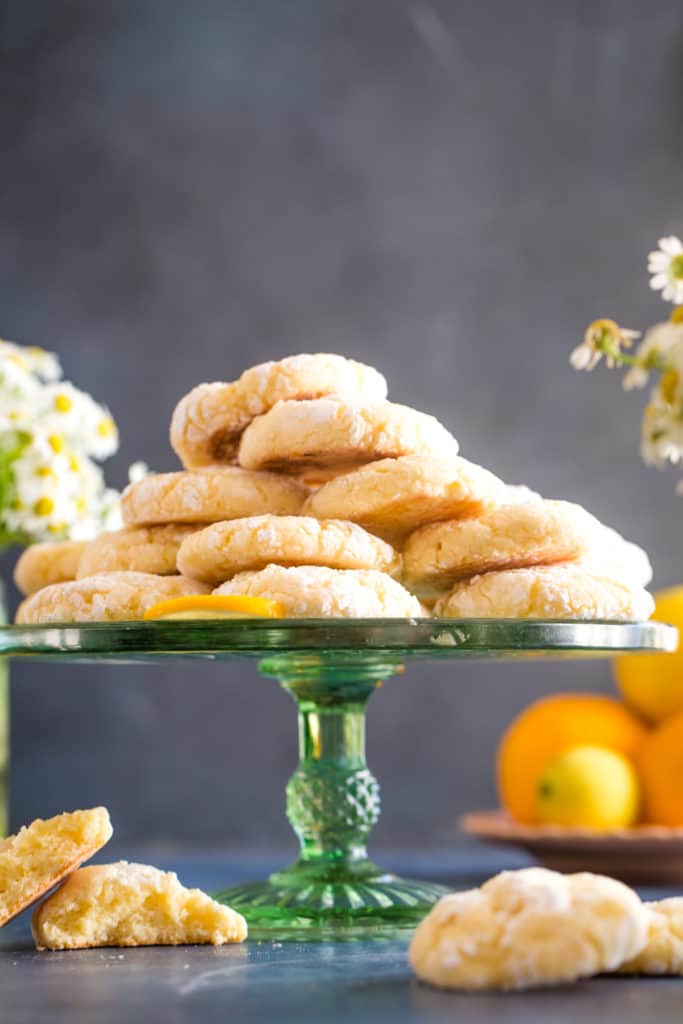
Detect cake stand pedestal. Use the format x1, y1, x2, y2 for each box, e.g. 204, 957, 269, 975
0, 617, 675, 940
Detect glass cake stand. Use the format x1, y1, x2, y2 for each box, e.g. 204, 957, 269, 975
0, 617, 676, 940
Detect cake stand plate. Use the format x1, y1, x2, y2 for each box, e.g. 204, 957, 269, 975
0, 618, 675, 940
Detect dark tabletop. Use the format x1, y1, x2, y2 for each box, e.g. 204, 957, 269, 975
2, 848, 681, 1024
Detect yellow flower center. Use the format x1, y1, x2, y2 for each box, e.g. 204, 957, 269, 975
670, 306, 683, 325
68, 453, 80, 473
35, 466, 55, 479
671, 254, 683, 281
75, 496, 87, 514
586, 318, 619, 343
54, 393, 73, 413
661, 369, 680, 404
97, 417, 115, 438
48, 433, 65, 453
34, 497, 55, 516
8, 353, 25, 369
48, 522, 66, 535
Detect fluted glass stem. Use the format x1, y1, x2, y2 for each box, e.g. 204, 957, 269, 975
289, 696, 379, 866
259, 653, 393, 876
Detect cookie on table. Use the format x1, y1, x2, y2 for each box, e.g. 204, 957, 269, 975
0, 808, 112, 927
14, 540, 87, 597
177, 515, 401, 585
620, 898, 683, 975
433, 565, 654, 621
32, 862, 247, 950
303, 455, 503, 543
77, 525, 198, 579
215, 564, 427, 618
170, 353, 387, 468
15, 572, 209, 624
120, 467, 308, 527
404, 500, 650, 596
237, 397, 459, 472
409, 867, 648, 991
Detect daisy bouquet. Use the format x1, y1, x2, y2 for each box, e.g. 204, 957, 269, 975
571, 236, 683, 485
0, 339, 122, 548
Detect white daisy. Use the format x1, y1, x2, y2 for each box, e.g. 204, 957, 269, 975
622, 320, 683, 389
570, 319, 639, 372
640, 374, 683, 467
128, 461, 150, 484
648, 236, 683, 304
0, 339, 123, 545
0, 339, 61, 382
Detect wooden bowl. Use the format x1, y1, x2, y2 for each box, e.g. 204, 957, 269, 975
461, 810, 683, 885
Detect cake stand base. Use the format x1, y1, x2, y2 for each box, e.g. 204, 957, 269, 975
214, 651, 449, 939
215, 860, 449, 940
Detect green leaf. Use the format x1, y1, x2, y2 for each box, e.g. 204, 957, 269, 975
0, 429, 31, 546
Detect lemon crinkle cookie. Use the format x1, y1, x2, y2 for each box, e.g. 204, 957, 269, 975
177, 515, 401, 585
409, 867, 648, 991
303, 455, 503, 543
0, 808, 112, 926
404, 499, 651, 595
121, 467, 308, 526
580, 526, 652, 588
170, 353, 387, 468
14, 540, 87, 597
77, 525, 198, 578
215, 565, 426, 618
433, 565, 654, 621
32, 862, 247, 950
16, 572, 209, 624
237, 397, 459, 472
620, 898, 683, 975
501, 484, 543, 504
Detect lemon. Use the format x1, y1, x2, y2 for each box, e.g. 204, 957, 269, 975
614, 586, 683, 723
536, 745, 640, 829
143, 594, 285, 620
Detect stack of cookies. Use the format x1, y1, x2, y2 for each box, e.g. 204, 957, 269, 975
14, 353, 655, 624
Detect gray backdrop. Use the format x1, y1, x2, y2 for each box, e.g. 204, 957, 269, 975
1, 0, 681, 852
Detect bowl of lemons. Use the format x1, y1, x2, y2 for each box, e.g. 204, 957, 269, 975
462, 586, 683, 884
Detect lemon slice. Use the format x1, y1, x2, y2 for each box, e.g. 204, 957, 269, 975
143, 594, 285, 620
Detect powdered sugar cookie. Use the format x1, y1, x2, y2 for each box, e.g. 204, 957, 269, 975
237, 398, 459, 472
409, 867, 648, 991
502, 484, 543, 504
215, 565, 426, 618
16, 572, 209, 624
303, 455, 502, 543
77, 525, 198, 579
177, 515, 401, 585
580, 528, 652, 588
32, 862, 246, 950
403, 500, 646, 595
433, 565, 654, 621
620, 898, 683, 975
0, 807, 112, 927
170, 354, 387, 467
120, 467, 308, 526
14, 540, 87, 597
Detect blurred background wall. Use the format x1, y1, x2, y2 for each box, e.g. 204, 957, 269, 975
0, 0, 681, 851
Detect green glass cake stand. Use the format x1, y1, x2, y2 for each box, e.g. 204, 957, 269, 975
0, 617, 676, 940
